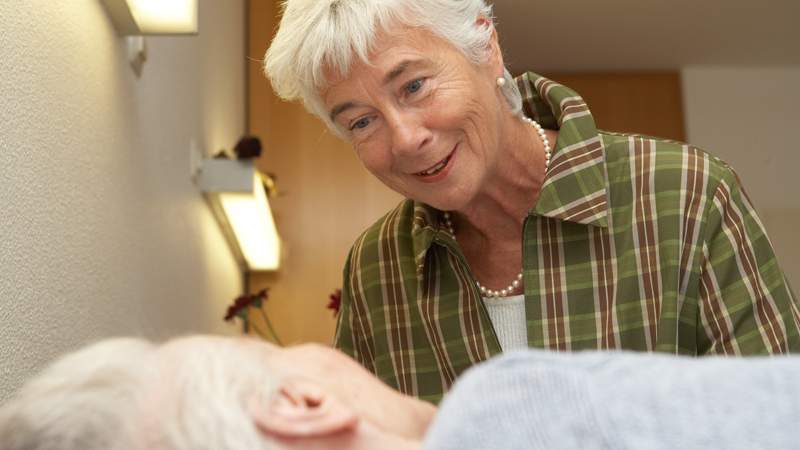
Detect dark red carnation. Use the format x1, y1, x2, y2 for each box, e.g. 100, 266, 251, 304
327, 289, 342, 316
224, 290, 269, 321
224, 305, 237, 321
234, 136, 262, 159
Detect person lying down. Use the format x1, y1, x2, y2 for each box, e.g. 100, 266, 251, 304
0, 335, 797, 450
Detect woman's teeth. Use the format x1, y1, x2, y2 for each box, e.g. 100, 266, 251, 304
417, 156, 449, 176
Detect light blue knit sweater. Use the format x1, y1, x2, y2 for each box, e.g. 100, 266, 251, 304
422, 350, 800, 449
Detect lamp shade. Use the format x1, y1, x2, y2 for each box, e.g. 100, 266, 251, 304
101, 0, 198, 35
199, 159, 281, 271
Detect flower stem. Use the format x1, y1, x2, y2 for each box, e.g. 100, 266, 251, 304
249, 321, 275, 344
258, 307, 283, 346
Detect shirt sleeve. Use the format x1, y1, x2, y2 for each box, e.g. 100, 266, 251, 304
333, 286, 356, 357
697, 165, 800, 354
332, 247, 377, 373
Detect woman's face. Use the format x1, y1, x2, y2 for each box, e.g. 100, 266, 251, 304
322, 24, 506, 211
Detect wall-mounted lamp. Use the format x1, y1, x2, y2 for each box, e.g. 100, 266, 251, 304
101, 0, 198, 35
101, 0, 198, 76
197, 159, 282, 272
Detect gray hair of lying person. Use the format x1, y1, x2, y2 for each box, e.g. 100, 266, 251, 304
264, 0, 523, 136
0, 338, 281, 450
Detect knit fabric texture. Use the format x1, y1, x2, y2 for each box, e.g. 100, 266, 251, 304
482, 295, 527, 352
422, 350, 800, 449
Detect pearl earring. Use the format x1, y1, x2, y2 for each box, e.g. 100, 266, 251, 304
496, 77, 506, 87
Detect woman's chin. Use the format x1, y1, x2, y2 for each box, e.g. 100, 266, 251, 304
414, 190, 473, 212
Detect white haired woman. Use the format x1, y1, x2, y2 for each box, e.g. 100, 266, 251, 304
265, 0, 799, 403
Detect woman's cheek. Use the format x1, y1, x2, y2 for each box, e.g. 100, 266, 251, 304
355, 144, 388, 174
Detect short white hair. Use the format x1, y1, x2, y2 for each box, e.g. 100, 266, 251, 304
0, 338, 155, 450
0, 337, 282, 450
264, 0, 522, 134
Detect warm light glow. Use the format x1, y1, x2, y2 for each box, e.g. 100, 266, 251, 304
219, 176, 281, 271
127, 0, 197, 34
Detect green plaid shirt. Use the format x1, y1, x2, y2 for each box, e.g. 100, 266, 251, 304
334, 72, 800, 403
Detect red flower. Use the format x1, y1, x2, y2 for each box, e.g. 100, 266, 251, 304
327, 289, 342, 316
224, 289, 270, 321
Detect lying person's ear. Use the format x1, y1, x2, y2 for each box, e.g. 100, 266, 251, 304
250, 378, 358, 439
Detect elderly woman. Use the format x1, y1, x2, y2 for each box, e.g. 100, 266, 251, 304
265, 0, 799, 402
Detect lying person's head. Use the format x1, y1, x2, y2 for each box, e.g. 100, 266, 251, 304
0, 336, 435, 450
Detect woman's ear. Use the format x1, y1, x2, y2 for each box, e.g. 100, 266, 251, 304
475, 15, 505, 76
249, 378, 359, 439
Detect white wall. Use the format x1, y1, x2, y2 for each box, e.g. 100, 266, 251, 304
682, 66, 800, 288
0, 0, 245, 401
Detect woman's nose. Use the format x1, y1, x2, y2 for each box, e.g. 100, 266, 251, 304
388, 111, 432, 157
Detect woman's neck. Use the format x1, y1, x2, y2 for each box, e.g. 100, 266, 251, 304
453, 115, 554, 245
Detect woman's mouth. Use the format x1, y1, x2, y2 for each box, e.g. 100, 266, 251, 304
414, 146, 457, 181
416, 156, 450, 176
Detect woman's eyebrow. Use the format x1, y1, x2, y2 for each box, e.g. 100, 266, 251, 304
330, 101, 355, 123
329, 59, 429, 122
383, 58, 427, 85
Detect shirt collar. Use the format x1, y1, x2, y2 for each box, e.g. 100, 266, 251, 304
517, 72, 610, 228
412, 72, 610, 267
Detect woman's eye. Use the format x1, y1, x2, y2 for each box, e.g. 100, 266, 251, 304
405, 78, 424, 94
350, 117, 371, 131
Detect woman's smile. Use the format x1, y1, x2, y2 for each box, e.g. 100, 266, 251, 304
413, 144, 458, 182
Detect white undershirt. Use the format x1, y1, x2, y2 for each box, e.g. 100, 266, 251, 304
482, 294, 528, 352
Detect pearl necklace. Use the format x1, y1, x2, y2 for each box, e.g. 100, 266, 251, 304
523, 116, 552, 170
442, 116, 551, 298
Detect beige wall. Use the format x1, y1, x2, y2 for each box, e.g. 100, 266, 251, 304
682, 66, 800, 287
547, 73, 685, 142
0, 0, 245, 402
